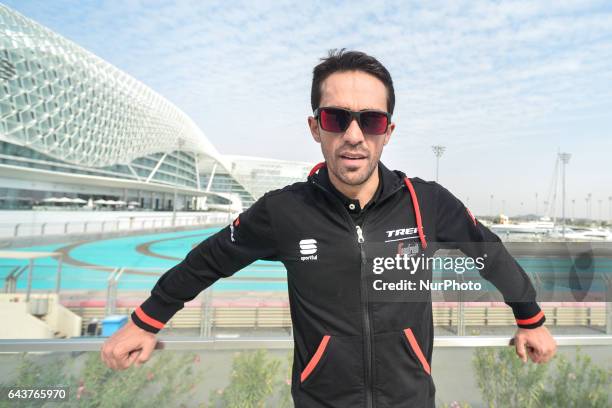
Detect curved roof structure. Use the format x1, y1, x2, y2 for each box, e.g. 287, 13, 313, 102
0, 4, 227, 169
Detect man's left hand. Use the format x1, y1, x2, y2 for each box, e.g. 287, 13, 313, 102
513, 326, 557, 363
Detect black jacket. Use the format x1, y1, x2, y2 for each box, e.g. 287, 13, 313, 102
131, 160, 545, 408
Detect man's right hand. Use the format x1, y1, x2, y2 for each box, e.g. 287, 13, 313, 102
100, 318, 158, 370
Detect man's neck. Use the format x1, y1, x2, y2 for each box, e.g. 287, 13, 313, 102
328, 164, 380, 209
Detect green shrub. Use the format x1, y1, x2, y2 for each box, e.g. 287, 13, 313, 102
0, 351, 204, 408
473, 347, 610, 408
208, 350, 281, 408
539, 348, 611, 408
275, 351, 294, 408
474, 347, 547, 408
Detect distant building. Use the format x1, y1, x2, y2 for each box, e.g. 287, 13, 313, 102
200, 155, 313, 208
0, 5, 311, 212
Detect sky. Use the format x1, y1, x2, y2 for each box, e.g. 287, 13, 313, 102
4, 0, 612, 219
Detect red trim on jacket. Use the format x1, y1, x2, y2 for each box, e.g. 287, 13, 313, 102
516, 310, 545, 326
466, 207, 477, 226
301, 335, 331, 382
403, 177, 427, 249
308, 161, 327, 177
404, 328, 431, 375
135, 306, 165, 330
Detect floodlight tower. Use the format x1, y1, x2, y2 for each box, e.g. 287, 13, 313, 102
431, 145, 446, 182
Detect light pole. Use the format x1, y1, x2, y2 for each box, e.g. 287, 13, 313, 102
598, 199, 603, 223
585, 197, 589, 221
558, 152, 571, 238
535, 192, 538, 217
609, 196, 612, 224
588, 193, 592, 221
431, 145, 446, 182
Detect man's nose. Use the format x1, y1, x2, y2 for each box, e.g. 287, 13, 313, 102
342, 118, 365, 145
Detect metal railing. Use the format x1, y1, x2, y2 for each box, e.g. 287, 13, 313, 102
2, 212, 233, 239
0, 335, 611, 352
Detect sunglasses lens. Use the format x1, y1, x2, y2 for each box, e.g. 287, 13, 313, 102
361, 111, 388, 135
319, 108, 351, 132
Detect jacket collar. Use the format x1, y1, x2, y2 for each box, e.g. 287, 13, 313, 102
308, 160, 406, 205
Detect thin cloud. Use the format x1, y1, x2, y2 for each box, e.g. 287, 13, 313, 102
3, 0, 611, 217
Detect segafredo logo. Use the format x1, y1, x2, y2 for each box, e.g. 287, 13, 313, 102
299, 239, 317, 261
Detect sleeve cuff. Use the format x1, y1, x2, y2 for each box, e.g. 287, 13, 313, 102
508, 301, 546, 329
130, 295, 184, 334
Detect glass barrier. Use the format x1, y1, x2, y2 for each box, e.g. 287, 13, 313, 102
0, 338, 610, 407
1, 238, 611, 341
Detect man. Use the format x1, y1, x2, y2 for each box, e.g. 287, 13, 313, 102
102, 49, 556, 407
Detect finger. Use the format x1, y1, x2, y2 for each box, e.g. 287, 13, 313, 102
100, 347, 109, 368
514, 336, 527, 363
126, 349, 141, 368
539, 353, 551, 363
111, 337, 141, 369
108, 352, 119, 371
137, 339, 156, 364
102, 345, 116, 370
527, 348, 541, 363
541, 348, 555, 363
112, 347, 129, 370
105, 354, 117, 371
118, 345, 140, 370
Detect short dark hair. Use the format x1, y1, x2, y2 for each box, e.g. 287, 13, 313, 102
311, 48, 395, 115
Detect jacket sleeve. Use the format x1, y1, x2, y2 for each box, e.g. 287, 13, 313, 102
434, 183, 545, 329
131, 193, 279, 333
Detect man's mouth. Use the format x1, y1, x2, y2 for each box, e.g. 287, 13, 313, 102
339, 153, 367, 161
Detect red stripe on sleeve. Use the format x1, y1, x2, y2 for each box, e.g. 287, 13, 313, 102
516, 310, 545, 326
135, 306, 165, 330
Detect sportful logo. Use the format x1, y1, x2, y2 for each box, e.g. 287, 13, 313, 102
299, 239, 317, 261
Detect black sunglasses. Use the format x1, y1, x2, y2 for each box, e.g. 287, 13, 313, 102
314, 107, 391, 135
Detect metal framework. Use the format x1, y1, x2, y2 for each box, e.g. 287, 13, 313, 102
0, 335, 610, 352
0, 5, 226, 170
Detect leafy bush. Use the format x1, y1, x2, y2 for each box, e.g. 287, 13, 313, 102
275, 351, 294, 408
473, 347, 610, 408
474, 347, 547, 408
539, 348, 610, 408
0, 351, 204, 408
208, 350, 281, 408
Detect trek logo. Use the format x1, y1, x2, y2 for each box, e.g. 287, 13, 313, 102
299, 239, 318, 261
385, 227, 419, 242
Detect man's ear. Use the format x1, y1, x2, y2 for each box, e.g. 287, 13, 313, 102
308, 116, 321, 143
383, 122, 395, 146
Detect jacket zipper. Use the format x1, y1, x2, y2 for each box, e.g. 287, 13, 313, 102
308, 173, 413, 407
311, 179, 377, 408
357, 182, 404, 408
355, 222, 374, 408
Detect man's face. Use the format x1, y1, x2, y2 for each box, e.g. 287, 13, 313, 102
308, 70, 395, 187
